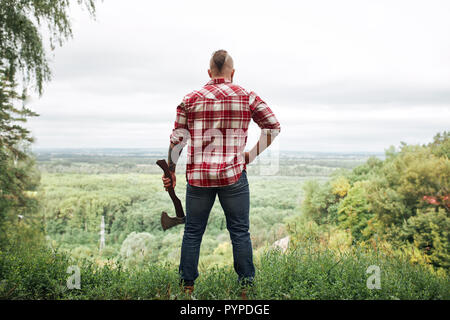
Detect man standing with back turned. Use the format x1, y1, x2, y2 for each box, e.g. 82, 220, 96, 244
162, 50, 281, 296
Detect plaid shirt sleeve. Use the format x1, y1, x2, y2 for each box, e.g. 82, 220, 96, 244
249, 91, 281, 137
169, 101, 189, 147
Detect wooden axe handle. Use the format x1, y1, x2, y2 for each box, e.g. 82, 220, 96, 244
156, 159, 185, 218
157, 159, 173, 181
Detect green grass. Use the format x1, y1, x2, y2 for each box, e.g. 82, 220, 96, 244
1, 242, 448, 300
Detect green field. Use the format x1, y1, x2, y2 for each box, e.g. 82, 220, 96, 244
38, 172, 310, 269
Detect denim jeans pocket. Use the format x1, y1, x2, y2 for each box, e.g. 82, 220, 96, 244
223, 170, 248, 192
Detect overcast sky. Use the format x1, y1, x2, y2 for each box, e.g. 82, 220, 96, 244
27, 0, 450, 152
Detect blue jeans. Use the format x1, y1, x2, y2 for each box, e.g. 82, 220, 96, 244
179, 170, 255, 286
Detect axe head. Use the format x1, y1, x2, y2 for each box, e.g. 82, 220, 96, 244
161, 211, 185, 231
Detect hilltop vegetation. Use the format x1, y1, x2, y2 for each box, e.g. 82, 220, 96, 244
292, 132, 449, 273
1, 227, 448, 300
0, 133, 449, 300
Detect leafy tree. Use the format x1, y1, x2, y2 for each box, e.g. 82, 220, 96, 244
0, 67, 40, 229
0, 0, 97, 94
398, 208, 450, 269
369, 144, 449, 227
337, 181, 374, 241
0, 0, 98, 236
331, 176, 350, 198
299, 132, 449, 272
348, 156, 383, 184
301, 180, 339, 225
428, 131, 450, 158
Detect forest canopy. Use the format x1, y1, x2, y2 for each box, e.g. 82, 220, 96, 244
298, 132, 449, 270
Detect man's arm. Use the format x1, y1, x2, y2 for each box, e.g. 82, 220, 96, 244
246, 92, 281, 164
163, 142, 184, 190
162, 102, 188, 190
245, 132, 273, 164
168, 142, 181, 172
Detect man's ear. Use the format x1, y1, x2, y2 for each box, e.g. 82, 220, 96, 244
208, 69, 212, 78
231, 69, 235, 82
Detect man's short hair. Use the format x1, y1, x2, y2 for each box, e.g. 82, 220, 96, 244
210, 50, 233, 75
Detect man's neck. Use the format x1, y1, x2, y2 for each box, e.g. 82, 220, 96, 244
210, 76, 232, 82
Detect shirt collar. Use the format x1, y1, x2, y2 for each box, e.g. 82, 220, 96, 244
206, 78, 232, 85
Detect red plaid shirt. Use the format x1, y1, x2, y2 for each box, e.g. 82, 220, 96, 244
170, 78, 280, 187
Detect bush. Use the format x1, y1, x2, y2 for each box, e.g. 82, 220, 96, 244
398, 208, 450, 269
119, 232, 158, 268
248, 248, 449, 300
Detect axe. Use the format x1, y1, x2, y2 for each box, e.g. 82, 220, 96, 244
156, 159, 185, 231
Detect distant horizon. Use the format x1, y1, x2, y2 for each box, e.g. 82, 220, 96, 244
31, 146, 386, 155
26, 1, 450, 154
